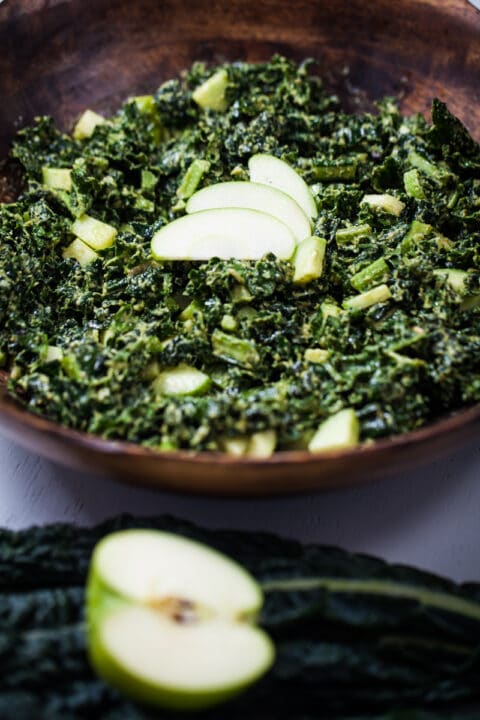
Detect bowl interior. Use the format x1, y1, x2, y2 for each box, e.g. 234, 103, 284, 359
0, 0, 480, 494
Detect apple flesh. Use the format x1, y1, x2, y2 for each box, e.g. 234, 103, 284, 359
87, 530, 275, 711
186, 181, 311, 243
151, 207, 295, 261
248, 154, 317, 221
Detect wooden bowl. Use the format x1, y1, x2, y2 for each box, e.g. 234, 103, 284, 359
1, 0, 480, 495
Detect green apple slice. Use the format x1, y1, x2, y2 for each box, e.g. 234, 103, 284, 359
248, 154, 317, 221
87, 530, 275, 711
186, 181, 311, 243
151, 207, 295, 260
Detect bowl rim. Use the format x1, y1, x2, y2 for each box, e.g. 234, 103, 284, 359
1, 369, 480, 469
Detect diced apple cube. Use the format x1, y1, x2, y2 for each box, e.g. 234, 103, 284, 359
62, 237, 99, 266
41, 167, 72, 191
72, 214, 117, 250
73, 109, 105, 140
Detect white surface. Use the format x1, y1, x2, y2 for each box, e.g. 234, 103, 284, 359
1, 432, 479, 583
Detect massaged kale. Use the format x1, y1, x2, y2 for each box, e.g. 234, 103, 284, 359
0, 56, 479, 451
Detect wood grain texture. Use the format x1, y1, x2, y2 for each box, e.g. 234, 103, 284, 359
0, 0, 479, 494
0, 0, 479, 157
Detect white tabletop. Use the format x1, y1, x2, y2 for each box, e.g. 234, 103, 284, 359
1, 432, 479, 583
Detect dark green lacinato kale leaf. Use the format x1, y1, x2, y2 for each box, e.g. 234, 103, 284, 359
428, 99, 480, 173
1, 57, 480, 451
12, 116, 81, 181
1, 515, 480, 719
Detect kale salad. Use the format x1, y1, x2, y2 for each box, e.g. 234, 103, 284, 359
0, 56, 479, 454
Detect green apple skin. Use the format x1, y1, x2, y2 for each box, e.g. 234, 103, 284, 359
86, 531, 275, 711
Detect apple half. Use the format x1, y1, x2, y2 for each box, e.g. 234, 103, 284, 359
186, 181, 311, 243
86, 530, 275, 711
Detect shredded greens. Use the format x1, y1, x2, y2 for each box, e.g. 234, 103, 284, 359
1, 56, 479, 452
